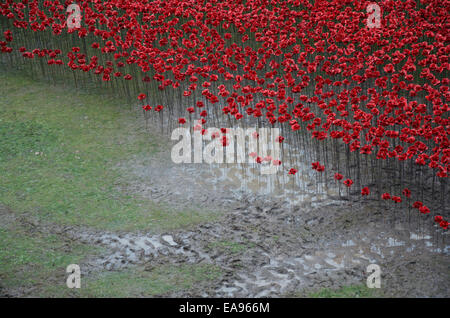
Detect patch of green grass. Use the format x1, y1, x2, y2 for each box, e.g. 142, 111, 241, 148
0, 71, 217, 232
208, 240, 248, 254
308, 284, 382, 298
41, 264, 223, 297
0, 225, 101, 290
0, 121, 57, 162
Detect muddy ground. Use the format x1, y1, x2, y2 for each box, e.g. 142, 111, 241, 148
1, 143, 448, 298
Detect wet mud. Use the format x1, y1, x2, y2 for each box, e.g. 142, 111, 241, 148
1, 148, 449, 297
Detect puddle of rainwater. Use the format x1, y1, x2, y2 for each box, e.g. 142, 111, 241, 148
342, 240, 356, 247
386, 237, 405, 247
410, 233, 432, 240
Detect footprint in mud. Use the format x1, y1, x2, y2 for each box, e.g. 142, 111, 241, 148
212, 228, 449, 297
52, 204, 449, 298
76, 232, 211, 272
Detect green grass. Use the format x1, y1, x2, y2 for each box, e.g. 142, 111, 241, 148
0, 210, 222, 297
0, 71, 222, 296
208, 240, 249, 254
308, 284, 382, 298
0, 71, 217, 232
0, 121, 58, 162
0, 220, 102, 290
41, 264, 223, 297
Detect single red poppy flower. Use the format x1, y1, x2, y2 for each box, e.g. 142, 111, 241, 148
343, 179, 353, 187
361, 187, 370, 196
392, 196, 402, 203
402, 188, 411, 198
413, 201, 423, 209
419, 206, 430, 214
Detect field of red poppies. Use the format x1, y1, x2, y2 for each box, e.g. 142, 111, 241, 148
0, 0, 449, 297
